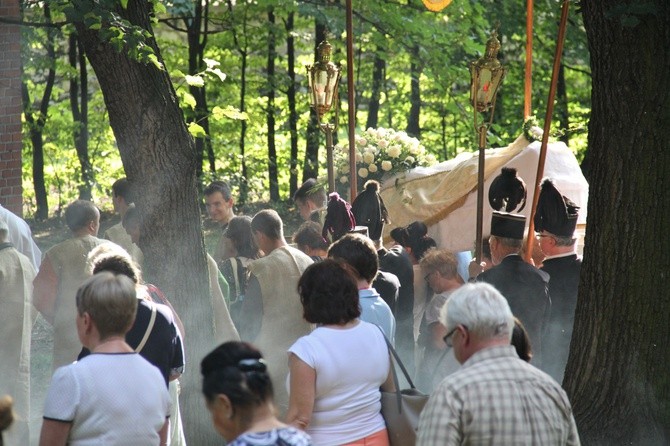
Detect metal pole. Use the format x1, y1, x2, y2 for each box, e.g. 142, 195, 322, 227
524, 0, 533, 119
475, 125, 487, 263
325, 124, 335, 193
524, 0, 570, 262
346, 0, 357, 201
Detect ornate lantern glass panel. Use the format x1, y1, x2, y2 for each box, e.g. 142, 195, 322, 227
470, 32, 506, 113
307, 40, 341, 123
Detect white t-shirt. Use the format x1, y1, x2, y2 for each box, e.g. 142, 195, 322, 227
43, 353, 170, 445
288, 320, 389, 446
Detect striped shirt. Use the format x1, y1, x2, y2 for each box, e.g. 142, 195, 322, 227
418, 345, 580, 445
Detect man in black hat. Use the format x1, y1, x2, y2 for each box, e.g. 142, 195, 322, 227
534, 179, 581, 382
474, 211, 551, 364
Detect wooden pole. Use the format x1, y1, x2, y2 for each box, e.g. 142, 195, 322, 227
346, 0, 357, 201
524, 0, 570, 262
524, 0, 533, 119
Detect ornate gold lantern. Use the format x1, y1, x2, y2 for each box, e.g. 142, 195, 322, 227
307, 40, 342, 193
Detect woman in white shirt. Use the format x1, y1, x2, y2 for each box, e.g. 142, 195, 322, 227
39, 272, 170, 446
286, 260, 395, 446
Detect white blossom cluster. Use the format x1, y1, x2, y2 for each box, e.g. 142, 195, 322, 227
334, 127, 436, 183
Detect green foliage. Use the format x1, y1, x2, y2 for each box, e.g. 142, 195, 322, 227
21, 0, 592, 215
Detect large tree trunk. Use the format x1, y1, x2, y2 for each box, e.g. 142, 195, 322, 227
406, 45, 421, 138
563, 1, 670, 444
266, 8, 279, 201
71, 1, 218, 443
285, 12, 299, 197
366, 49, 385, 130
21, 5, 55, 220
302, 21, 326, 182
68, 33, 94, 201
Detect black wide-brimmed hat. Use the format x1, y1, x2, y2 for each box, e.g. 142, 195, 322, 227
490, 211, 526, 240
533, 178, 579, 237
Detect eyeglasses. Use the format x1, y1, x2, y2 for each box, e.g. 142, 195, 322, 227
443, 325, 467, 348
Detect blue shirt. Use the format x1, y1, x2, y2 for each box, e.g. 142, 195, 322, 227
358, 288, 396, 344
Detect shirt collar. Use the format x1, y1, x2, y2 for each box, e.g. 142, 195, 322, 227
462, 345, 517, 368
543, 251, 578, 261
358, 288, 379, 298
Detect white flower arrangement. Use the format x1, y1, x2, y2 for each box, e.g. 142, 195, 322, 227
335, 127, 435, 183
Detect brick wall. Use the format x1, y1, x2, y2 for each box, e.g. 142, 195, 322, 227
0, 0, 24, 216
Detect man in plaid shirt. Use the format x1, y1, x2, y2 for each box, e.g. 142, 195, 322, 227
417, 282, 580, 445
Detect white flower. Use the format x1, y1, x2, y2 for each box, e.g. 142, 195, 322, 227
363, 151, 375, 164
409, 143, 421, 155
530, 126, 544, 139
377, 139, 388, 149
425, 154, 437, 165
368, 163, 378, 173
387, 145, 401, 158
366, 128, 377, 138
405, 156, 415, 164
381, 161, 393, 171
356, 137, 368, 147
355, 153, 363, 163
377, 128, 388, 138
340, 176, 348, 184
358, 167, 369, 178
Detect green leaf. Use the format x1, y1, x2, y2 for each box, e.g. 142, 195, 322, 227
182, 93, 197, 109
185, 74, 205, 87
147, 53, 164, 71
188, 122, 207, 138
120, 0, 129, 9
153, 2, 167, 14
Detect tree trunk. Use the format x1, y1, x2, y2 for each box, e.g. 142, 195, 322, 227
68, 33, 94, 201
71, 2, 218, 443
302, 21, 326, 182
556, 63, 569, 145
366, 49, 385, 130
266, 8, 279, 201
186, 0, 215, 178
21, 5, 55, 220
563, 1, 670, 444
285, 12, 299, 198
406, 45, 421, 138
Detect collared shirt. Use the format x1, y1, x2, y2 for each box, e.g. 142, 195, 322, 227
358, 288, 396, 344
543, 250, 579, 261
417, 345, 580, 446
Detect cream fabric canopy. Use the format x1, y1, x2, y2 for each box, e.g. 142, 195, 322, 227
380, 135, 589, 252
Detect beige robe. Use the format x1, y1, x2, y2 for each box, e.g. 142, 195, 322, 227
0, 245, 36, 446
40, 235, 111, 370
104, 222, 144, 266
248, 246, 313, 411
207, 253, 240, 343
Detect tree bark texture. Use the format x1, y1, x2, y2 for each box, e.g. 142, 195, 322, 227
68, 33, 94, 201
266, 8, 279, 201
302, 21, 327, 182
366, 49, 385, 130
72, 1, 219, 443
563, 2, 670, 444
285, 12, 299, 198
406, 45, 421, 138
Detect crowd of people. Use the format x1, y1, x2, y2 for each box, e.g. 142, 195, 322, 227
0, 170, 583, 445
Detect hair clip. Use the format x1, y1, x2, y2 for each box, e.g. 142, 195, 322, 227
238, 358, 267, 373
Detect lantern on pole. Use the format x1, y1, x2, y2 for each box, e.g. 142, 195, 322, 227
307, 39, 342, 193
469, 30, 506, 262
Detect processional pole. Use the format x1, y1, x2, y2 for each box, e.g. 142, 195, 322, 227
524, 0, 571, 262
524, 0, 533, 119
346, 0, 357, 201
470, 30, 506, 263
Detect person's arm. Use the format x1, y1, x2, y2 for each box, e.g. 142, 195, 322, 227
239, 274, 262, 341
208, 254, 240, 342
158, 418, 169, 445
39, 419, 71, 446
381, 353, 396, 392
33, 256, 58, 324
285, 353, 315, 431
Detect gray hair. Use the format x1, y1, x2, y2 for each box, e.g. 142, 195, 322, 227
440, 282, 514, 341
491, 235, 523, 249
553, 235, 576, 247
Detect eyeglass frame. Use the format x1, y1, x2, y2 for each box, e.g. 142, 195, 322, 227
443, 324, 468, 348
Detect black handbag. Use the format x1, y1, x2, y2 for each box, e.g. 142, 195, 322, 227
378, 329, 429, 446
